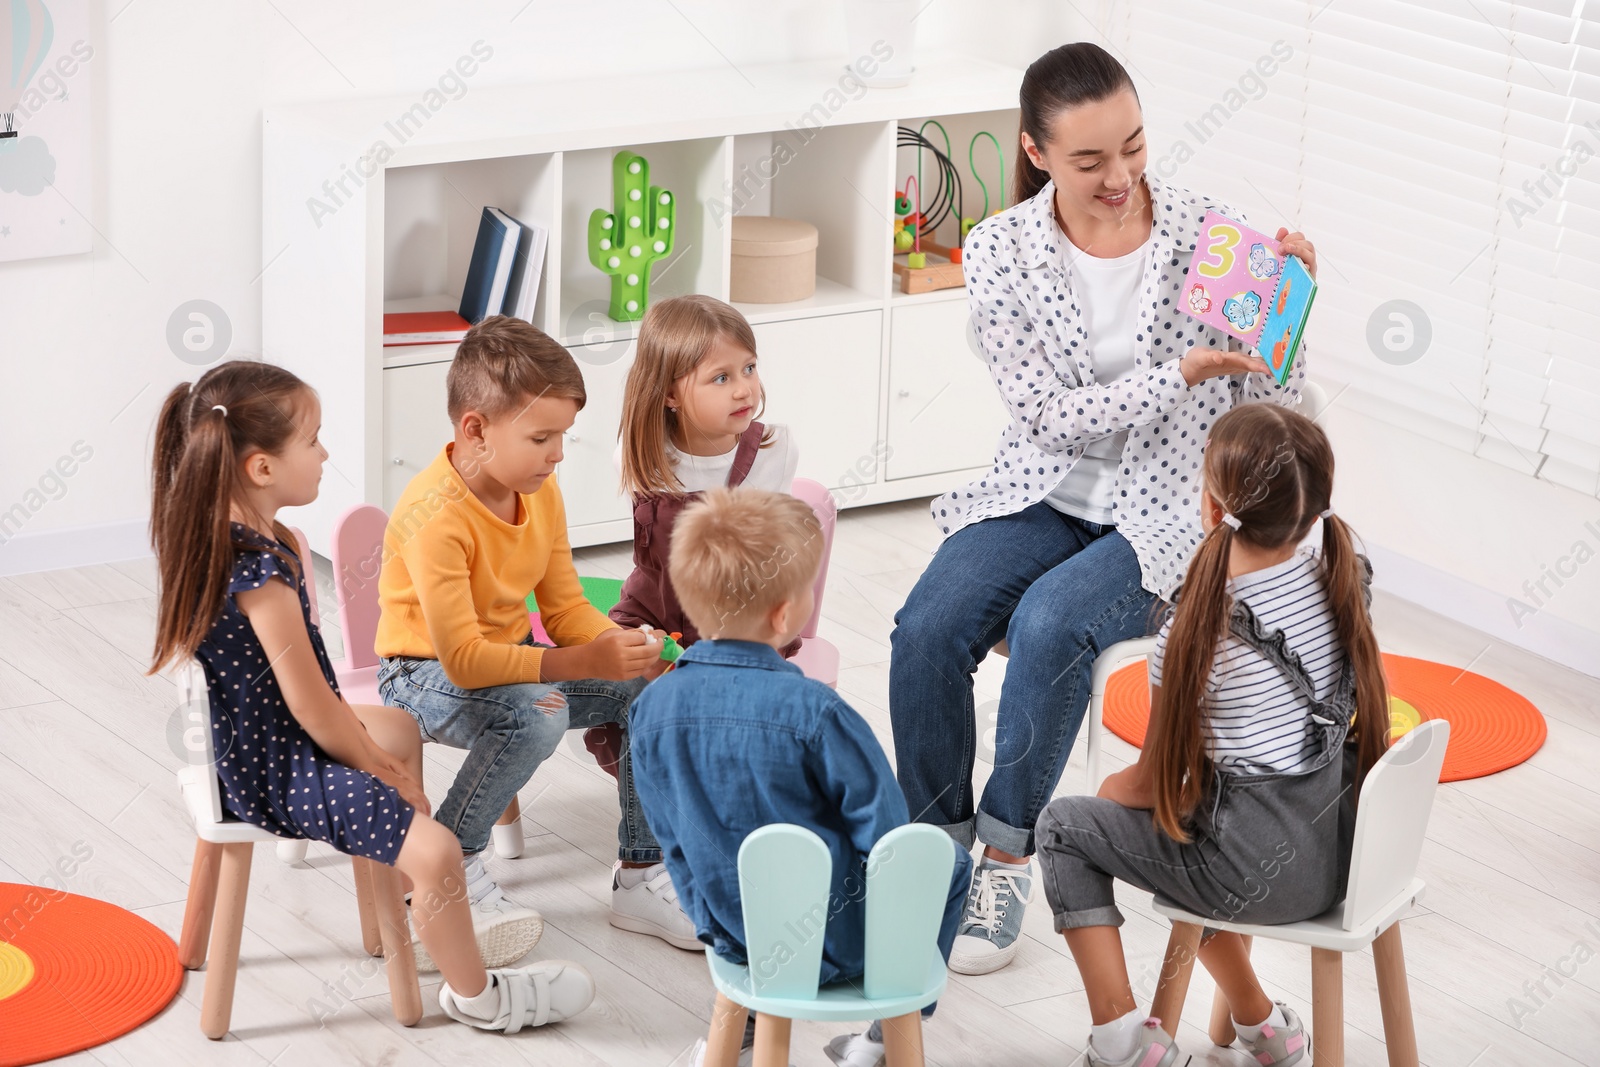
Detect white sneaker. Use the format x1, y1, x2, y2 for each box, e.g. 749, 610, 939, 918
824, 1031, 885, 1066
609, 862, 702, 950
414, 852, 544, 972
438, 960, 595, 1032
948, 860, 1035, 975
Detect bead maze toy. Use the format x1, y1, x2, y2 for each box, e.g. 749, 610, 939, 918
588, 151, 676, 322
891, 123, 1007, 295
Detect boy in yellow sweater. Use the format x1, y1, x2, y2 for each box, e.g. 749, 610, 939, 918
376, 316, 699, 968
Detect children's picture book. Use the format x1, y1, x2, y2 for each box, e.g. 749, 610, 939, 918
1182, 211, 1317, 385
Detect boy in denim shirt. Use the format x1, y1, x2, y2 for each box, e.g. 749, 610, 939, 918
628, 487, 972, 1065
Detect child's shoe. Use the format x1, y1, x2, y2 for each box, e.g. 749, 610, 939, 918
610, 861, 702, 950
414, 852, 544, 972
438, 960, 595, 1032
1234, 1002, 1307, 1066
823, 1029, 884, 1066
1085, 1018, 1180, 1067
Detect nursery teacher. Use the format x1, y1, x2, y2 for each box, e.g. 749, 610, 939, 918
888, 42, 1317, 976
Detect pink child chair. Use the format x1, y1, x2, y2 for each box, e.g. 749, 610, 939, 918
318, 505, 527, 859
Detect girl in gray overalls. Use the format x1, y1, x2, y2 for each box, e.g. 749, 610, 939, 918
1034, 404, 1391, 1067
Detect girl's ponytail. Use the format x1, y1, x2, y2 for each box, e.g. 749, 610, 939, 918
149, 362, 312, 674
1149, 523, 1234, 842
1320, 510, 1389, 792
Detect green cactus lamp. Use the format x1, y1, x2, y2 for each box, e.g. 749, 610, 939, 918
588, 151, 676, 322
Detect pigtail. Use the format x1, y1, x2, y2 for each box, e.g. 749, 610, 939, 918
1320, 512, 1389, 793
150, 400, 239, 673
1148, 524, 1235, 842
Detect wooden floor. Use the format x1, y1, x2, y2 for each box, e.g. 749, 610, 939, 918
2, 497, 1597, 1066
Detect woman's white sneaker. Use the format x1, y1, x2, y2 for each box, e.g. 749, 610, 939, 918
948, 859, 1034, 975
609, 861, 702, 950
438, 961, 595, 1032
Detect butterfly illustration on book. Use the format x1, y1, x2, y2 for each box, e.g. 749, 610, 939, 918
1187, 284, 1213, 315
1222, 290, 1262, 332
1247, 243, 1280, 280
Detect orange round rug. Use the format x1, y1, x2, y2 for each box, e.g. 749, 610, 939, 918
1102, 652, 1546, 782
0, 884, 181, 1067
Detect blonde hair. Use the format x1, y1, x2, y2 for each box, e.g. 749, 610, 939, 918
618, 294, 771, 495
448, 315, 586, 424
669, 487, 823, 637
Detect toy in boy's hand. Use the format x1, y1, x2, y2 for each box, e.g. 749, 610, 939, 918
639, 625, 684, 665
1182, 210, 1318, 385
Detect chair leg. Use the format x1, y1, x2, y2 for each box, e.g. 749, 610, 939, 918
1373, 924, 1420, 1067
703, 993, 749, 1067
351, 857, 383, 958
370, 860, 423, 1026
1311, 947, 1345, 1067
1208, 933, 1252, 1045
179, 839, 223, 970
492, 795, 524, 859
881, 1011, 926, 1067
751, 1013, 792, 1067
1086, 691, 1103, 792
199, 842, 253, 1040
276, 839, 309, 865
1151, 921, 1203, 1039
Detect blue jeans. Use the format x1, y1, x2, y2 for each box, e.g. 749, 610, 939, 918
889, 501, 1161, 857
376, 646, 659, 862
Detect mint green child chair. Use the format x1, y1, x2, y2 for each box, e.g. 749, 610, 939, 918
702, 823, 954, 1067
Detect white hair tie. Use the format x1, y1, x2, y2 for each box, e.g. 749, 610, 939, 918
1221, 512, 1242, 530
213, 404, 228, 417
1320, 507, 1335, 519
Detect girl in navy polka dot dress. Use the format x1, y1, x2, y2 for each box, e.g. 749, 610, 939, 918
149, 360, 594, 1032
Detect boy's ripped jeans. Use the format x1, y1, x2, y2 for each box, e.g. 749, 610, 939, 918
377, 645, 657, 862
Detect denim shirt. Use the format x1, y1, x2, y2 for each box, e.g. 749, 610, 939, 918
628, 639, 909, 984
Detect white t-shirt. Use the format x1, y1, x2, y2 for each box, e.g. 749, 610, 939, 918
1044, 236, 1152, 525
1148, 551, 1346, 775
614, 423, 799, 493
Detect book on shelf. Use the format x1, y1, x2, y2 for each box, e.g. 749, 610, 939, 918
459, 207, 521, 324
497, 210, 549, 323
382, 310, 471, 347
1182, 211, 1317, 386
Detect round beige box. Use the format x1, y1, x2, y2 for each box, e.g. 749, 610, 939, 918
730, 216, 818, 303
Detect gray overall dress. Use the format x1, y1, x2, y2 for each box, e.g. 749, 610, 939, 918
1035, 587, 1362, 933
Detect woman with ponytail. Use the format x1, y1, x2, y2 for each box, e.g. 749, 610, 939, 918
149, 360, 595, 1033
890, 40, 1320, 976
1032, 404, 1387, 1067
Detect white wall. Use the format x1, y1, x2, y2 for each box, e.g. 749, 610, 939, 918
0, 0, 1070, 573
3, 0, 1594, 673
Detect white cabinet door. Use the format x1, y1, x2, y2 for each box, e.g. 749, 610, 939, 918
751, 311, 883, 490
886, 298, 1006, 480
382, 360, 455, 511
558, 339, 634, 529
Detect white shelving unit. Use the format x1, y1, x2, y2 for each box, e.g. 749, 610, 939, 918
264, 53, 1022, 548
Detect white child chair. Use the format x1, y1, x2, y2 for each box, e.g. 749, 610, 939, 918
173, 658, 422, 1038
1148, 718, 1450, 1067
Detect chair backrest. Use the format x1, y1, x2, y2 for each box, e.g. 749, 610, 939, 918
1341, 719, 1450, 930
176, 659, 226, 824
330, 504, 391, 670
1300, 379, 1330, 420
862, 823, 956, 999
288, 526, 320, 620
738, 824, 833, 999
789, 478, 836, 641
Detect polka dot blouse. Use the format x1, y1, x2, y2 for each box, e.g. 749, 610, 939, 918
939, 173, 1308, 600
193, 523, 415, 864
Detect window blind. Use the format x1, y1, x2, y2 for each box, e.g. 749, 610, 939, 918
1107, 0, 1598, 500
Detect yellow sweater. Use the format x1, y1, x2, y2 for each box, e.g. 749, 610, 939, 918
375, 444, 614, 687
